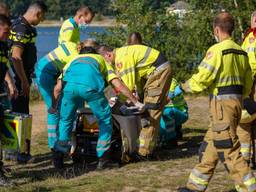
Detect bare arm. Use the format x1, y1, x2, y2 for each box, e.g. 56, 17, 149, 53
4, 71, 18, 99
11, 46, 30, 97
51, 79, 63, 110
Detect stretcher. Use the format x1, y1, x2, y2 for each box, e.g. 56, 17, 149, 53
71, 105, 141, 163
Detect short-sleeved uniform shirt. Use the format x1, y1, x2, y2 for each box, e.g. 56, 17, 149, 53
0, 41, 9, 93
8, 16, 37, 80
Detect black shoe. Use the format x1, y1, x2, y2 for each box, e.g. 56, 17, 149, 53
176, 125, 183, 140
176, 132, 183, 140
52, 151, 64, 169
0, 170, 13, 187
129, 152, 152, 162
178, 187, 197, 192
96, 159, 119, 170
162, 139, 178, 150
96, 151, 119, 170
17, 153, 32, 164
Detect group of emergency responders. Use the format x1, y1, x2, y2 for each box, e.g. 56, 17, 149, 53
0, 1, 256, 191
0, 1, 188, 187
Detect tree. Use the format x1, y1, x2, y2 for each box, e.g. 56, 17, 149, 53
3, 0, 113, 20
94, 0, 256, 81
3, 0, 31, 18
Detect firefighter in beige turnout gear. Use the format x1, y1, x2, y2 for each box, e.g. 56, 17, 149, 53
179, 12, 256, 192
236, 11, 256, 163
98, 45, 172, 157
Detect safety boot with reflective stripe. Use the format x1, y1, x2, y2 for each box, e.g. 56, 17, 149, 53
243, 172, 256, 192
240, 143, 251, 161
187, 168, 210, 191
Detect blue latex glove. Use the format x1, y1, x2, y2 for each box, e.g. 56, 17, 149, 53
168, 85, 183, 99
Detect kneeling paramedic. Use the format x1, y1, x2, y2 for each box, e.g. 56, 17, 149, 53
35, 41, 79, 149
178, 12, 256, 192
159, 78, 188, 148
98, 44, 172, 158
51, 47, 144, 169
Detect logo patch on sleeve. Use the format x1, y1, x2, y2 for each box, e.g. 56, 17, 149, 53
249, 37, 255, 44
206, 51, 213, 60
116, 62, 123, 70
16, 32, 24, 41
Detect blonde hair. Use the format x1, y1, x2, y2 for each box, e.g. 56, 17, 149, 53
78, 39, 99, 53
80, 39, 98, 48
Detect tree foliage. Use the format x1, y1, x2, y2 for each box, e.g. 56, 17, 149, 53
95, 0, 256, 81
3, 0, 256, 80
2, 0, 112, 19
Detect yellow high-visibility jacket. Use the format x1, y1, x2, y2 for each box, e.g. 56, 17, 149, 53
242, 31, 256, 77
114, 45, 160, 90
58, 18, 80, 45
45, 42, 78, 72
183, 38, 252, 97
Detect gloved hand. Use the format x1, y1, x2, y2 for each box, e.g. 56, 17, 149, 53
109, 97, 117, 107
134, 101, 145, 113
169, 85, 183, 99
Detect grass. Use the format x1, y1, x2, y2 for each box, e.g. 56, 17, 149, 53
0, 97, 240, 192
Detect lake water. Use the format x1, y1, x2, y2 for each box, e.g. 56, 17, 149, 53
36, 26, 105, 59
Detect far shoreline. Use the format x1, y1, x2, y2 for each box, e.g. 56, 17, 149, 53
38, 18, 116, 28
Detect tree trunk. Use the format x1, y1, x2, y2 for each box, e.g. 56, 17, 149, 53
233, 0, 244, 39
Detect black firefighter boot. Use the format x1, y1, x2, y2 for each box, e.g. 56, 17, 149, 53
96, 151, 120, 170
0, 162, 13, 187
178, 187, 198, 192
52, 150, 64, 169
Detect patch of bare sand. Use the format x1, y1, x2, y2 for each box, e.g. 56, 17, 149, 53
30, 101, 47, 137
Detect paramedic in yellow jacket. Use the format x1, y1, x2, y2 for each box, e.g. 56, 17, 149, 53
236, 11, 256, 164
35, 42, 79, 149
178, 12, 256, 192
98, 44, 172, 158
58, 5, 94, 45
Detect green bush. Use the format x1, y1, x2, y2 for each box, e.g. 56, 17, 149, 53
93, 0, 256, 82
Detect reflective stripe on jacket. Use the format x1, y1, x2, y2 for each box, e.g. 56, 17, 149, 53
58, 18, 80, 45
183, 38, 252, 97
115, 45, 160, 90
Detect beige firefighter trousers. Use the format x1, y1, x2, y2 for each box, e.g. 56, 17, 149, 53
237, 123, 252, 162
186, 97, 256, 192
138, 64, 172, 156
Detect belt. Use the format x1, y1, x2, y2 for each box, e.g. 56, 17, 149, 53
153, 52, 168, 67
147, 61, 170, 79
218, 85, 243, 95
210, 94, 242, 100
155, 61, 170, 72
